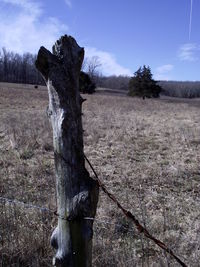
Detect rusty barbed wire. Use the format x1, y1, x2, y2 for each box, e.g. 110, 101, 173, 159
83, 154, 188, 267
0, 151, 188, 267
51, 150, 188, 266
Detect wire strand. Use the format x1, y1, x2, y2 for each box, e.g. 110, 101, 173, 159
0, 151, 188, 267
84, 153, 187, 267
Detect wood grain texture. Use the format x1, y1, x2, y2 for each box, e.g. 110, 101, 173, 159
35, 35, 99, 267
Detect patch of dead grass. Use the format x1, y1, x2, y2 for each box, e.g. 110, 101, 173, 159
0, 85, 200, 266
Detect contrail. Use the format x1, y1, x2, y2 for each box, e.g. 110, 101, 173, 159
189, 0, 193, 40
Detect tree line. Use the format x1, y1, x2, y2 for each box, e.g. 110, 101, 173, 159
0, 48, 43, 85
158, 81, 200, 98
0, 48, 158, 96
0, 47, 96, 93
1, 47, 200, 98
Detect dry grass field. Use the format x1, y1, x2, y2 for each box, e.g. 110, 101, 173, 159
0, 83, 200, 266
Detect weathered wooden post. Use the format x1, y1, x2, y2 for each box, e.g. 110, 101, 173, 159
35, 35, 99, 267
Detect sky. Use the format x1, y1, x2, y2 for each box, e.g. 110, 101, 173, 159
0, 0, 200, 81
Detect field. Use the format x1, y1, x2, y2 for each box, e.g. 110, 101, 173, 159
0, 83, 200, 266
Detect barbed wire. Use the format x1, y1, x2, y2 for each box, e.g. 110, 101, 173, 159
0, 196, 51, 213
0, 151, 188, 267
0, 196, 132, 233
83, 153, 188, 267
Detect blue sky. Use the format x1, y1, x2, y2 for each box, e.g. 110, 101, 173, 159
0, 0, 200, 80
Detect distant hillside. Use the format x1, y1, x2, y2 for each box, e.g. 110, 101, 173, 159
95, 87, 127, 96
98, 77, 200, 98
159, 81, 200, 98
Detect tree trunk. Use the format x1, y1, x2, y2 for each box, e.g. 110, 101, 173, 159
35, 35, 99, 267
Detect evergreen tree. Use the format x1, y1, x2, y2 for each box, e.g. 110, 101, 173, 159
79, 71, 96, 94
128, 65, 162, 98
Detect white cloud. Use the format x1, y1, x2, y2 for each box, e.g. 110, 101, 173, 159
2, 0, 41, 16
178, 43, 200, 62
0, 0, 131, 76
0, 0, 68, 54
156, 64, 174, 73
64, 0, 72, 8
154, 64, 174, 80
85, 47, 132, 76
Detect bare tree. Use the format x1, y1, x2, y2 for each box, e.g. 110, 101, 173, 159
98, 75, 130, 90
159, 81, 200, 98
82, 56, 102, 84
0, 47, 44, 84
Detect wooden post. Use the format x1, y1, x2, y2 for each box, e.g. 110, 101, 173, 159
35, 35, 99, 267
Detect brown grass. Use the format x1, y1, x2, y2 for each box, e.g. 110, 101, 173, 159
0, 83, 200, 266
